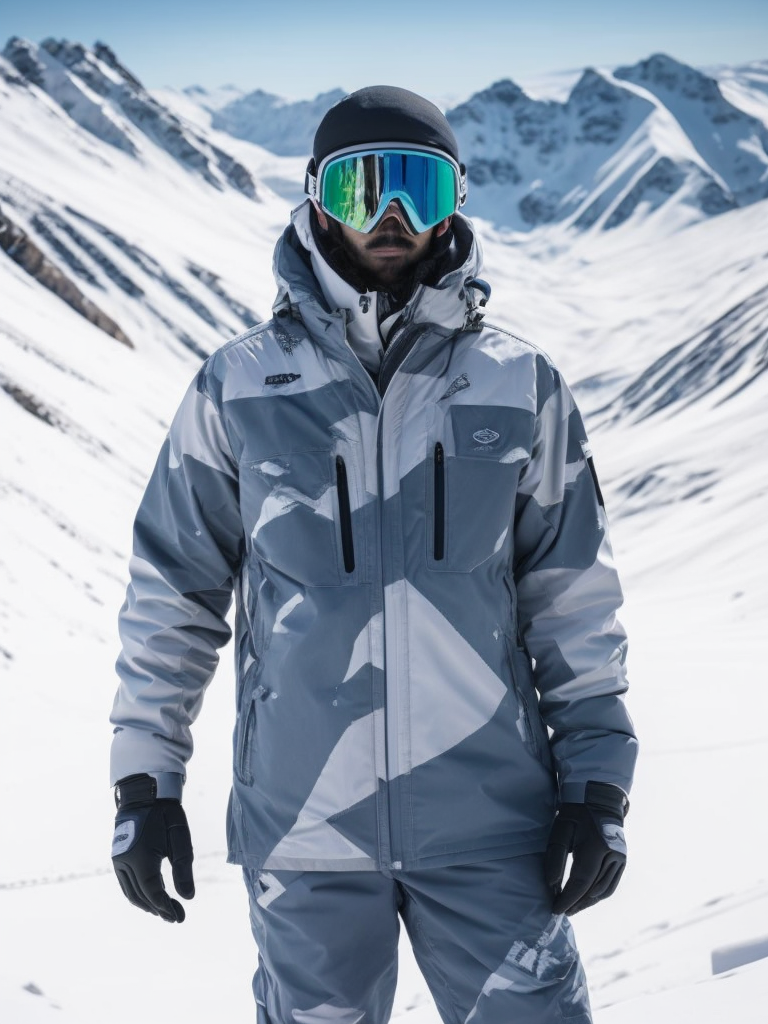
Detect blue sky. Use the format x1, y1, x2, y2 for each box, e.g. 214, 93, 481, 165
3, 0, 767, 100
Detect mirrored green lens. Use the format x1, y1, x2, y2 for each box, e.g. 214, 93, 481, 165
321, 151, 458, 232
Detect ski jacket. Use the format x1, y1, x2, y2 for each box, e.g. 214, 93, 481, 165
110, 202, 637, 872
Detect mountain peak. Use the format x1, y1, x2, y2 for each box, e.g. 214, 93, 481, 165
567, 66, 653, 144
615, 53, 722, 103
2, 37, 45, 88
93, 41, 143, 91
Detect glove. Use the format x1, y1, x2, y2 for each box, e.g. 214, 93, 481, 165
111, 773, 195, 923
544, 781, 628, 916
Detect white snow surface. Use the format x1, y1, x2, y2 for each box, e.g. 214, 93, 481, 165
1, 39, 767, 1024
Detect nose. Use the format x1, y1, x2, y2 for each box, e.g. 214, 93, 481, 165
377, 201, 415, 234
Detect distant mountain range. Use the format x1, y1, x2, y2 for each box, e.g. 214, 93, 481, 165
4, 38, 768, 237
1, 34, 767, 378
174, 53, 768, 231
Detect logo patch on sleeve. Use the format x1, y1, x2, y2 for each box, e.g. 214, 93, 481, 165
265, 373, 301, 387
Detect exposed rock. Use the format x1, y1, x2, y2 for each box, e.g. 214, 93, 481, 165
35, 209, 143, 296
0, 376, 58, 427
2, 37, 45, 88
9, 38, 258, 199
0, 203, 133, 346
697, 181, 737, 215
604, 157, 686, 228
466, 158, 521, 186
41, 37, 111, 96
187, 262, 261, 327
93, 41, 143, 90
569, 68, 650, 145
519, 187, 562, 225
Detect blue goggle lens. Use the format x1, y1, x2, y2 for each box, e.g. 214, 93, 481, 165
319, 149, 460, 233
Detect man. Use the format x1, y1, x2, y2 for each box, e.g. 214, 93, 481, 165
111, 86, 637, 1024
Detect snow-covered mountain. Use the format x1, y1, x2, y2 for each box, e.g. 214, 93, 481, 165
448, 53, 768, 230
1, 36, 767, 1024
211, 86, 346, 155
0, 37, 277, 362
186, 53, 768, 231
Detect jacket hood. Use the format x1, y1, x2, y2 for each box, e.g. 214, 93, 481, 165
272, 200, 488, 366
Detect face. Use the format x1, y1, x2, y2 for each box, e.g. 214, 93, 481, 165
315, 202, 451, 291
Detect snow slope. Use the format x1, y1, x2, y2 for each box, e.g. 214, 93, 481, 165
1, 37, 767, 1024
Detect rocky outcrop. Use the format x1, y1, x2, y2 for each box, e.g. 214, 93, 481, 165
0, 203, 133, 346
3, 37, 258, 199
615, 54, 768, 205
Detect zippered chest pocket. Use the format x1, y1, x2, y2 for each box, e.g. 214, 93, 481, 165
239, 448, 360, 587
427, 404, 533, 573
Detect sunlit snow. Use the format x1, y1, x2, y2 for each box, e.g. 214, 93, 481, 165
1, 39, 767, 1024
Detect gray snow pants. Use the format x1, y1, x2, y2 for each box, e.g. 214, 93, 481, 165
243, 854, 592, 1024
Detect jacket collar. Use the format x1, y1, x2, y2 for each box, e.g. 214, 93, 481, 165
272, 200, 488, 365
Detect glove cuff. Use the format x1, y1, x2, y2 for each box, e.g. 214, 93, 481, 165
115, 773, 157, 809
585, 780, 629, 820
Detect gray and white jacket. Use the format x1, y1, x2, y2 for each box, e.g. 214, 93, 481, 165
110, 201, 637, 872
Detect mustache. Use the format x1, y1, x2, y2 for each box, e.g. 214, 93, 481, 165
365, 218, 415, 250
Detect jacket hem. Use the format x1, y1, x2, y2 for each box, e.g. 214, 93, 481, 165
226, 832, 550, 873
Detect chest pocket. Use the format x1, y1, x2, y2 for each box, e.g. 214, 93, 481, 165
426, 404, 533, 573
240, 446, 357, 587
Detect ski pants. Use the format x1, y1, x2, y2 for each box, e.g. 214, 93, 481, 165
242, 854, 592, 1024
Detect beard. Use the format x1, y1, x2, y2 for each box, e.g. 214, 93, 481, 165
353, 218, 421, 290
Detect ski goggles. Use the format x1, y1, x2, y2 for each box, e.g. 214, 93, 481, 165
307, 144, 467, 234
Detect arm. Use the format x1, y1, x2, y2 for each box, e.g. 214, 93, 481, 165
513, 356, 637, 911
109, 363, 243, 919
110, 362, 243, 789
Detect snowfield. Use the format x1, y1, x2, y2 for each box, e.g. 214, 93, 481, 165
1, 39, 767, 1023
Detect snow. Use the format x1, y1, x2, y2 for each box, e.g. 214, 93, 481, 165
1, 39, 768, 1024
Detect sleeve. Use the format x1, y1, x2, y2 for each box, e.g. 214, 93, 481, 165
513, 357, 638, 802
109, 363, 243, 790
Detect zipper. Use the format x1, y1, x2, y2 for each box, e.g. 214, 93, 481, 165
506, 639, 540, 759
236, 697, 256, 785
335, 455, 355, 574
335, 316, 425, 869
433, 442, 445, 561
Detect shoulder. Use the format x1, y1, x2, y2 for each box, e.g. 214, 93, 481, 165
462, 320, 568, 414
195, 316, 300, 403
471, 320, 562, 377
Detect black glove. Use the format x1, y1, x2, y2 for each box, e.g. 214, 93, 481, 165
111, 773, 195, 923
544, 781, 628, 916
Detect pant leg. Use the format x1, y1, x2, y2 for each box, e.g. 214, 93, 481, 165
243, 868, 400, 1024
397, 855, 591, 1024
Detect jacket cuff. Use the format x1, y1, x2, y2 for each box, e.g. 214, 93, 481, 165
150, 771, 184, 800
112, 771, 184, 803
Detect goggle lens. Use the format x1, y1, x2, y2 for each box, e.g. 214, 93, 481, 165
320, 150, 460, 233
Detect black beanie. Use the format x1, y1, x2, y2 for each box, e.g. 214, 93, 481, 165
313, 85, 460, 165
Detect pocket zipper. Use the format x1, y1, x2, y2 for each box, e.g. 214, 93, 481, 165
237, 697, 256, 784
335, 455, 355, 574
433, 442, 445, 561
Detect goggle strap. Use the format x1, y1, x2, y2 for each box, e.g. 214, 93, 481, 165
305, 158, 318, 200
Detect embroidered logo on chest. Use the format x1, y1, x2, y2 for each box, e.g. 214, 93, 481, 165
472, 428, 500, 446
265, 373, 302, 387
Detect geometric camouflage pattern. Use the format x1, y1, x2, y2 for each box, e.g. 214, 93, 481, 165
111, 202, 637, 873
242, 857, 592, 1024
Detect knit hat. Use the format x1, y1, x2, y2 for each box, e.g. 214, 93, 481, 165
312, 85, 460, 165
